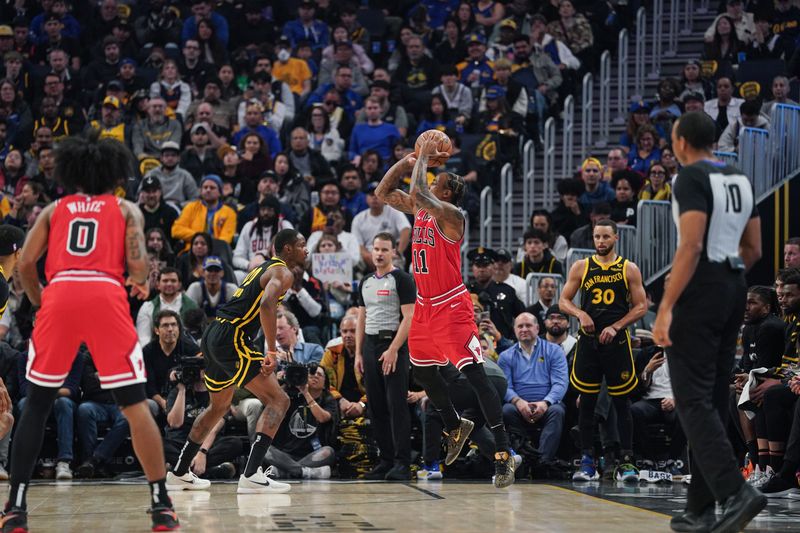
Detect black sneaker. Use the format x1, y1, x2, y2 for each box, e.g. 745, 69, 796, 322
385, 463, 411, 481
77, 458, 97, 479
711, 483, 766, 533
1, 507, 28, 533
760, 474, 800, 499
493, 451, 516, 488
149, 504, 180, 532
444, 418, 474, 466
670, 506, 715, 532
363, 461, 393, 480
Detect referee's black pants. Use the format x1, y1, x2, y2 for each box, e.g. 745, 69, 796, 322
362, 335, 411, 466
667, 263, 746, 513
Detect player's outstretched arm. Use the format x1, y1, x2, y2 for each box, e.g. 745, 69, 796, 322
558, 259, 594, 333
375, 153, 416, 214
409, 143, 464, 242
121, 200, 149, 286
259, 265, 294, 374
18, 203, 55, 307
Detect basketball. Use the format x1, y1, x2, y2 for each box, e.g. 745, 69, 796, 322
415, 129, 453, 167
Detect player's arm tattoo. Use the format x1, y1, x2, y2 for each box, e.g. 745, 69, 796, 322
410, 154, 464, 231
123, 201, 149, 285
375, 156, 415, 214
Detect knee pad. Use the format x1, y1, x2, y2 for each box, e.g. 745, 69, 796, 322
111, 383, 147, 408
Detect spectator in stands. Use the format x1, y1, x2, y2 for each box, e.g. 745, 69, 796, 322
639, 162, 672, 201
705, 76, 743, 139
514, 228, 564, 278
0, 79, 32, 150
543, 304, 576, 355
351, 183, 411, 270
306, 65, 364, 121
718, 99, 771, 153
682, 90, 707, 115
17, 350, 82, 480
578, 157, 615, 209
136, 268, 199, 346
186, 79, 235, 140
233, 195, 293, 280
172, 174, 236, 250
180, 123, 222, 183
31, 145, 64, 201
458, 32, 494, 92
233, 133, 270, 186
242, 67, 292, 131
620, 102, 663, 154
76, 351, 130, 478
273, 36, 313, 99
493, 248, 527, 304
434, 18, 467, 65
610, 170, 642, 226
146, 227, 175, 267
468, 247, 526, 340
678, 59, 715, 103
139, 175, 180, 238
513, 36, 562, 140
748, 12, 789, 60
762, 75, 798, 116
338, 165, 367, 218
231, 102, 281, 159
182, 0, 229, 47
307, 104, 345, 163
141, 142, 198, 206
628, 125, 662, 175
46, 48, 82, 103
355, 80, 409, 138
632, 346, 686, 468
274, 309, 324, 366
195, 18, 228, 66
499, 312, 568, 463
83, 35, 121, 92
143, 310, 200, 418
33, 97, 77, 144
604, 147, 629, 181
319, 40, 369, 97
348, 97, 401, 166
704, 14, 747, 64
176, 232, 216, 287
704, 0, 755, 45
432, 65, 474, 128
289, 127, 333, 186
528, 210, 569, 262
132, 97, 183, 159
551, 178, 589, 243
307, 209, 361, 268
150, 59, 191, 122
283, 1, 330, 51
527, 276, 559, 331
186, 256, 237, 318
530, 13, 581, 74
4, 182, 42, 230
569, 202, 612, 249
649, 78, 682, 135
395, 35, 441, 116
547, 0, 594, 73
282, 264, 327, 345
785, 238, 800, 268
88, 96, 127, 144
33, 15, 80, 67
775, 0, 800, 58
271, 157, 311, 223
321, 316, 367, 419
660, 146, 680, 181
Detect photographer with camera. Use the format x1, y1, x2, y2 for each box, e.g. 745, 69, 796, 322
163, 355, 242, 481
265, 363, 338, 479
143, 310, 201, 418
355, 232, 415, 481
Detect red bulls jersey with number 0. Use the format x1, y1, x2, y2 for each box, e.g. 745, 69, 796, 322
411, 208, 464, 297
45, 194, 127, 284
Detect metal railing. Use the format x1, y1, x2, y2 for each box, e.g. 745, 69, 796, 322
479, 186, 492, 248
562, 95, 574, 180
616, 29, 629, 122
566, 248, 594, 273
713, 150, 739, 167
499, 163, 513, 251
525, 273, 564, 308
769, 104, 800, 200
543, 117, 556, 209
598, 50, 610, 145
649, 0, 663, 78
739, 127, 770, 200
636, 200, 676, 285
522, 140, 535, 220
634, 7, 646, 99
666, 0, 680, 56
685, 0, 695, 32
617, 224, 638, 263
581, 73, 593, 157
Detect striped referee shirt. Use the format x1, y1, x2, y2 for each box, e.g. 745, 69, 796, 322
358, 269, 416, 335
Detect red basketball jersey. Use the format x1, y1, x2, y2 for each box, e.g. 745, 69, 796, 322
411, 208, 464, 298
45, 194, 126, 284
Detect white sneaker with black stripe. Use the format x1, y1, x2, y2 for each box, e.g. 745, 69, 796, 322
237, 467, 291, 494
166, 470, 211, 491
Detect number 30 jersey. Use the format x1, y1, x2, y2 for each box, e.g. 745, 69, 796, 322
411, 208, 465, 298
579, 255, 630, 332
45, 194, 127, 284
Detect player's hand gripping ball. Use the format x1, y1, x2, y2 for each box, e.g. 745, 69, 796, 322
414, 129, 453, 167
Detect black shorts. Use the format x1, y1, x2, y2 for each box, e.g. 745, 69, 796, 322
202, 320, 264, 392
570, 330, 638, 396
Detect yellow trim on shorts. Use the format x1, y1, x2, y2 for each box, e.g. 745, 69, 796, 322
607, 330, 639, 396
570, 336, 602, 393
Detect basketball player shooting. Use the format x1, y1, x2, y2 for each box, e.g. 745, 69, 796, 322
375, 130, 516, 488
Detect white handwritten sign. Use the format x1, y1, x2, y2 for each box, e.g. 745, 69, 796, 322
312, 253, 352, 283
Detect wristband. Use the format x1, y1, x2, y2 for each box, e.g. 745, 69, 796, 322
199, 448, 208, 455
266, 351, 279, 357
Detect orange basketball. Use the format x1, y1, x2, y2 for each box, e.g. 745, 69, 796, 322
415, 129, 453, 167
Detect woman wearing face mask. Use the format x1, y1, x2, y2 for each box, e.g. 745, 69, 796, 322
639, 161, 672, 201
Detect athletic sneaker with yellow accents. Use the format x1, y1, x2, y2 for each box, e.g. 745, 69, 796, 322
444, 418, 474, 465
614, 461, 640, 483
493, 451, 516, 488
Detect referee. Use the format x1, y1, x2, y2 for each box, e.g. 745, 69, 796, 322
653, 111, 764, 533
355, 232, 416, 481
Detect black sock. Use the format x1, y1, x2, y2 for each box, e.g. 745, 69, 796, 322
770, 453, 784, 472
173, 439, 201, 476
8, 384, 59, 512
758, 447, 770, 470
490, 423, 510, 453
746, 440, 758, 466
149, 478, 172, 508
244, 433, 272, 477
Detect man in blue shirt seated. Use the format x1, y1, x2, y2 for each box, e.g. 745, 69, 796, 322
282, 0, 330, 52
305, 65, 364, 121
498, 312, 568, 463
231, 102, 282, 158
348, 97, 401, 165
